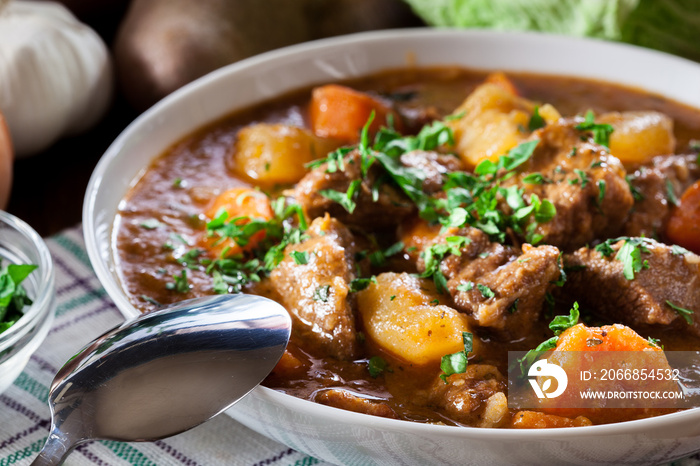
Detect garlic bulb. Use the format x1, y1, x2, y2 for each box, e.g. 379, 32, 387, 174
0, 0, 113, 158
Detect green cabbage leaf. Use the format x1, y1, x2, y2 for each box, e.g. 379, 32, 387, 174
404, 0, 700, 61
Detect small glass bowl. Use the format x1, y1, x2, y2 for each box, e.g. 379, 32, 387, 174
0, 211, 55, 394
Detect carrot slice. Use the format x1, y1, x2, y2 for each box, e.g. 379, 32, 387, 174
309, 84, 398, 143
202, 187, 273, 257
666, 179, 700, 254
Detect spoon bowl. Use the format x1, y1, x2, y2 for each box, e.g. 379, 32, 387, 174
31, 294, 291, 465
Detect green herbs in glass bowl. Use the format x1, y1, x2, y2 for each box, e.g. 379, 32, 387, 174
0, 211, 55, 395
0, 261, 38, 334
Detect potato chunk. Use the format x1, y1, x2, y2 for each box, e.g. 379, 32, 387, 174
231, 123, 339, 185
598, 111, 676, 165
357, 272, 474, 365
447, 79, 560, 168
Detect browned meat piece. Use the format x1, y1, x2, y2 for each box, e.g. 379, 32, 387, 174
315, 388, 397, 419
293, 149, 414, 229
512, 119, 635, 251
564, 238, 700, 336
418, 227, 562, 339
399, 150, 464, 193
268, 215, 359, 359
624, 154, 700, 238
427, 364, 508, 427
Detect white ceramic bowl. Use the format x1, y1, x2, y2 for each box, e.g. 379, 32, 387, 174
0, 211, 55, 394
83, 29, 700, 465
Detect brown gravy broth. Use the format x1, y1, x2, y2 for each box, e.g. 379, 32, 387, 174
115, 67, 700, 427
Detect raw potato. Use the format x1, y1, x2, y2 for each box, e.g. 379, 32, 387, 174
448, 81, 560, 168
598, 111, 676, 165
357, 272, 475, 365
231, 123, 340, 185
114, 0, 421, 110
0, 111, 12, 209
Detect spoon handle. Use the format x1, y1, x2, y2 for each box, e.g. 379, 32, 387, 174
31, 429, 81, 466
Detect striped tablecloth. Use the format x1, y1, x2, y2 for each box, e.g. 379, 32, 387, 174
0, 226, 330, 466
2, 225, 700, 465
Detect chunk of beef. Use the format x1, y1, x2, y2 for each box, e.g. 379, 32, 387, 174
315, 389, 397, 419
624, 154, 700, 238
511, 119, 635, 251
564, 238, 700, 337
268, 215, 359, 359
427, 364, 508, 427
293, 149, 414, 229
417, 227, 562, 339
399, 150, 464, 193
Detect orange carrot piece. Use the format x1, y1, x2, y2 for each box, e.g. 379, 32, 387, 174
510, 411, 592, 429
202, 187, 273, 257
666, 180, 700, 254
309, 84, 398, 143
554, 323, 661, 352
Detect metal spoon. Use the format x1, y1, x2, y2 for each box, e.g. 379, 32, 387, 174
31, 294, 291, 466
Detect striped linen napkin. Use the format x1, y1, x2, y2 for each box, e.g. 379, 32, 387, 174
0, 225, 328, 466
2, 225, 699, 465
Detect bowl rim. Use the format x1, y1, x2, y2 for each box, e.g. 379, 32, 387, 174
0, 210, 55, 347
83, 27, 700, 438
251, 382, 700, 439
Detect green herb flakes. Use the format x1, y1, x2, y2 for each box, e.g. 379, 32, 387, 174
0, 263, 37, 333
666, 300, 694, 325
290, 250, 310, 265
528, 106, 546, 131
575, 110, 614, 148
313, 285, 331, 303
439, 332, 473, 382
368, 356, 388, 378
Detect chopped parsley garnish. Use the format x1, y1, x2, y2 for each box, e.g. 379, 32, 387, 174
369, 241, 404, 267
319, 179, 361, 214
139, 295, 163, 307
528, 106, 546, 131
665, 179, 679, 206
456, 281, 474, 292
476, 283, 495, 299
671, 245, 690, 255
647, 336, 663, 349
349, 276, 377, 293
568, 169, 590, 187
290, 250, 310, 265
166, 269, 191, 293
140, 218, 162, 230
516, 302, 580, 375
549, 302, 580, 335
666, 300, 694, 325
626, 175, 645, 202
368, 356, 389, 378
575, 110, 614, 148
596, 179, 607, 207
508, 298, 519, 314
168, 197, 309, 294
595, 237, 651, 280
439, 331, 473, 382
0, 262, 37, 334
313, 285, 331, 303
421, 236, 471, 293
522, 172, 549, 185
